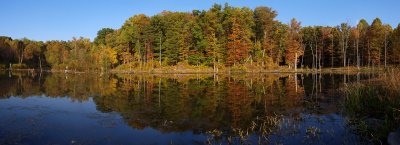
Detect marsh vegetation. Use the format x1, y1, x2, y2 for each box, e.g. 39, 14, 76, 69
343, 69, 400, 144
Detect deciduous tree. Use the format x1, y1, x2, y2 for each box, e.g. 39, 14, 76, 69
285, 19, 303, 70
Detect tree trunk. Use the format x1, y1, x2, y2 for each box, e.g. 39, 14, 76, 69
20, 50, 24, 64
384, 30, 387, 68
213, 39, 216, 73
310, 42, 315, 69
331, 35, 334, 68
262, 49, 265, 67
301, 43, 305, 68
39, 55, 42, 72
295, 53, 297, 71
159, 36, 162, 66
368, 41, 371, 68
356, 38, 359, 69
343, 36, 346, 67
320, 41, 323, 69
320, 40, 324, 69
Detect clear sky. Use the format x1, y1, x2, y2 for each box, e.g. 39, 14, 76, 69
1, 0, 399, 41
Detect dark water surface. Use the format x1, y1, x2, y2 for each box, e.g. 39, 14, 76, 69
0, 71, 378, 145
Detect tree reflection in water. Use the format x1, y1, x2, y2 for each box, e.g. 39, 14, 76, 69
0, 71, 377, 144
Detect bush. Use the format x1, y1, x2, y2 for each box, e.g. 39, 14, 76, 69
11, 64, 28, 69
230, 65, 248, 73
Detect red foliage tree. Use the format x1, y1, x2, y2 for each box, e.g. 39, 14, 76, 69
227, 18, 249, 66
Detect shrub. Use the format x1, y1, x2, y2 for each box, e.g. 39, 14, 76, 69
11, 64, 28, 69
0, 64, 5, 70
230, 65, 248, 73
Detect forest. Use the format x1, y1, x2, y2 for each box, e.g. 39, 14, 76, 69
1, 3, 400, 72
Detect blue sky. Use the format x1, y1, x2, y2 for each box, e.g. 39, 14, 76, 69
1, 0, 399, 41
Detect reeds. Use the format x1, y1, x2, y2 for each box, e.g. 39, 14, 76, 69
342, 69, 400, 143
205, 114, 289, 145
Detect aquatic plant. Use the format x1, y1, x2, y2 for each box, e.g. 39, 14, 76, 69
204, 114, 287, 145
306, 126, 321, 137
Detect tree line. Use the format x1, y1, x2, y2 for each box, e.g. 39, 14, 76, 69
1, 3, 400, 71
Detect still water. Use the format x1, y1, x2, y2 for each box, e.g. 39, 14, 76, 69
0, 71, 378, 145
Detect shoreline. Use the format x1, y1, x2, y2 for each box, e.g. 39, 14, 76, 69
0, 66, 389, 74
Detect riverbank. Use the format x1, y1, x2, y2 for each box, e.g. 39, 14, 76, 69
110, 65, 389, 74
1, 65, 393, 74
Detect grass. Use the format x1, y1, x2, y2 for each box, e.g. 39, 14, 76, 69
342, 69, 400, 143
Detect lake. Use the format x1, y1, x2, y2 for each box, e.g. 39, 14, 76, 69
0, 71, 379, 145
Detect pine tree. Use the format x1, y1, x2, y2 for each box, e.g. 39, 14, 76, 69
368, 18, 385, 66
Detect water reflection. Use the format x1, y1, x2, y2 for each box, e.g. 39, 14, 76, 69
0, 71, 378, 144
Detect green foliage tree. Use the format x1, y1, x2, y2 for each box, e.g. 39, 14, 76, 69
368, 18, 385, 66
339, 23, 351, 67
391, 24, 400, 64
0, 37, 15, 64
254, 6, 277, 65
45, 41, 68, 69
357, 19, 369, 66
94, 28, 114, 46
24, 41, 45, 69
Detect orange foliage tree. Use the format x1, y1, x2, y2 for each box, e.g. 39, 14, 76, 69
227, 18, 249, 66
285, 19, 303, 69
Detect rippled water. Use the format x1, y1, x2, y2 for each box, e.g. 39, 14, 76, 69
0, 71, 378, 145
